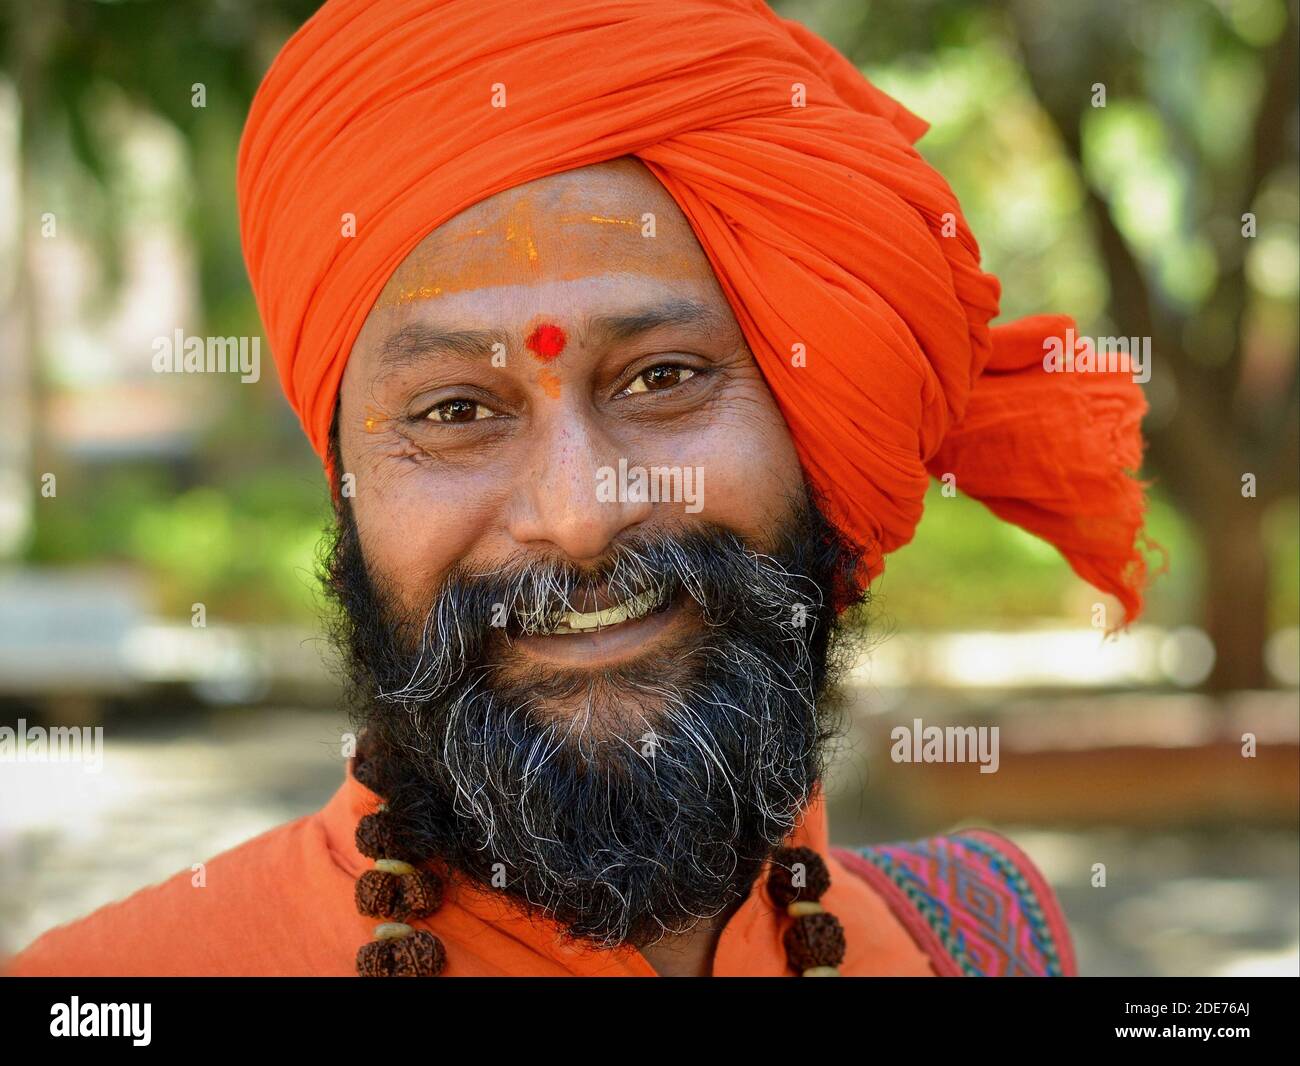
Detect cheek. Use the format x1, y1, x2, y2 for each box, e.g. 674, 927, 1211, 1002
649, 385, 804, 541
342, 434, 510, 619
338, 359, 510, 612
350, 482, 474, 617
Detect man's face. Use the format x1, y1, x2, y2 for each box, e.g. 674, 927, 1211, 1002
328, 157, 862, 946
338, 158, 807, 670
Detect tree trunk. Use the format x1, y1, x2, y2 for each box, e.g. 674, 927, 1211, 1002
1200, 496, 1272, 691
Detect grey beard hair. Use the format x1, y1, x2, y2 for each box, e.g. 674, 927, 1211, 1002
382, 530, 822, 712
329, 502, 863, 949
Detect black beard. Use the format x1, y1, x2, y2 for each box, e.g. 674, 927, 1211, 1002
322, 488, 864, 949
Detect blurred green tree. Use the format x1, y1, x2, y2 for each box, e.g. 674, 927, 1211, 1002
793, 0, 1299, 688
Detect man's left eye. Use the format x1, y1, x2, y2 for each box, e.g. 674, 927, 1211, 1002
427, 398, 497, 422
621, 365, 696, 395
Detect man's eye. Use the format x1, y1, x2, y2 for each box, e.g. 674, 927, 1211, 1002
623, 365, 696, 395
427, 398, 496, 423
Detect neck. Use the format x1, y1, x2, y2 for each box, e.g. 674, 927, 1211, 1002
636, 903, 741, 977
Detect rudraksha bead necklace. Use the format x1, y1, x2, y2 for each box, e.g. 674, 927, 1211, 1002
351, 804, 848, 977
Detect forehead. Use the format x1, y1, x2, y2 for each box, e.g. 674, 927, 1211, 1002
372, 157, 717, 310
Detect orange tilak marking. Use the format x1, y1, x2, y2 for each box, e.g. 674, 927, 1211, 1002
371, 189, 708, 311
363, 408, 391, 432
503, 199, 542, 267
558, 213, 641, 229
395, 284, 442, 305
538, 368, 562, 399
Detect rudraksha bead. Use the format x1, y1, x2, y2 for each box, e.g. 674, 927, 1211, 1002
399, 868, 444, 919
355, 811, 402, 860
783, 911, 846, 971
390, 929, 446, 976
767, 845, 832, 907
355, 869, 402, 918
355, 929, 445, 977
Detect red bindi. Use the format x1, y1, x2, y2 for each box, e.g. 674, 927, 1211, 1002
525, 322, 567, 361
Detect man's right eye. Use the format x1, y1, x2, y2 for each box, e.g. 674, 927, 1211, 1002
427, 398, 497, 423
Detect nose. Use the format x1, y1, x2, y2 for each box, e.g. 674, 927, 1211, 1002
505, 409, 651, 563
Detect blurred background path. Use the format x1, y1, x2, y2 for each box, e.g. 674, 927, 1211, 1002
3, 690, 1296, 976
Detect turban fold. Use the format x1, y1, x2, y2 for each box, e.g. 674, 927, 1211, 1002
238, 0, 1152, 622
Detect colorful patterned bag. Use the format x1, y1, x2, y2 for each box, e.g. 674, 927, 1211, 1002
833, 828, 1078, 976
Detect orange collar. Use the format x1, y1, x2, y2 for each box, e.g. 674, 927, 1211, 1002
322, 757, 931, 977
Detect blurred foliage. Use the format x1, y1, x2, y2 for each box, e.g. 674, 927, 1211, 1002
3, 0, 1297, 648
880, 486, 1200, 628
27, 456, 328, 623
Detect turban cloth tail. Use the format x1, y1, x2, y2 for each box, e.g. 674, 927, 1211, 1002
238, 0, 1154, 626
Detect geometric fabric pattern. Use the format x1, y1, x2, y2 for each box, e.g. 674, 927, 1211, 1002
832, 828, 1078, 977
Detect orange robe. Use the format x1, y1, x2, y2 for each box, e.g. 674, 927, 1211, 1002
4, 760, 937, 977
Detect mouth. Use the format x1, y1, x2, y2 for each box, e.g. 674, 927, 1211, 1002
520, 587, 670, 636
505, 586, 686, 668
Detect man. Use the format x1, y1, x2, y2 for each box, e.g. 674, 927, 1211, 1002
6, 0, 1149, 977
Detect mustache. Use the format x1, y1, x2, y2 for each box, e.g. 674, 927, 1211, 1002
378, 523, 833, 706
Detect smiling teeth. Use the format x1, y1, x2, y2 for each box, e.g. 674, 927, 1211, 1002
535, 589, 664, 635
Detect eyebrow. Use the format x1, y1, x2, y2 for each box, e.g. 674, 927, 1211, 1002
375, 297, 723, 373
377, 323, 510, 374
585, 298, 723, 344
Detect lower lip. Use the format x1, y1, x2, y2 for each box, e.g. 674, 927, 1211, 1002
506, 597, 686, 668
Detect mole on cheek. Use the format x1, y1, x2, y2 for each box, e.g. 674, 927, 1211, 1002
525, 322, 566, 362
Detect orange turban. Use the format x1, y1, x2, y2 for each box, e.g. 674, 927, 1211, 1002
238, 0, 1151, 622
